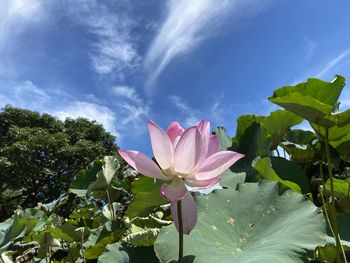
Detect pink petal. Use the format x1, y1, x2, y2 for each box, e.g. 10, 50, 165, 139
160, 178, 187, 202
171, 192, 197, 235
207, 135, 220, 157
196, 121, 210, 165
174, 127, 202, 174
185, 177, 220, 188
195, 151, 245, 180
118, 150, 169, 180
148, 121, 174, 170
196, 120, 210, 136
166, 122, 184, 148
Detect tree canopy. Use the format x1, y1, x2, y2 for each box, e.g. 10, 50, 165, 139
0, 105, 117, 220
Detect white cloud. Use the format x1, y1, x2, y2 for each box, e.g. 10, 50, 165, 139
13, 80, 50, 101
315, 48, 350, 79
169, 95, 201, 127
112, 86, 151, 135
0, 0, 45, 38
169, 95, 238, 128
0, 0, 50, 77
144, 0, 271, 91
0, 80, 51, 110
54, 101, 119, 137
64, 0, 140, 79
303, 36, 317, 61
112, 86, 142, 104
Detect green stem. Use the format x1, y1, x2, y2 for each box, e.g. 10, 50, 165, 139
81, 227, 86, 263
45, 232, 50, 263
319, 157, 336, 238
319, 187, 336, 238
324, 128, 347, 262
177, 200, 184, 263
106, 189, 115, 221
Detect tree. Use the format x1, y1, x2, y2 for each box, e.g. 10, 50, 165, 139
0, 105, 117, 221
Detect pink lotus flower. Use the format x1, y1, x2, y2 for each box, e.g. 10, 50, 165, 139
118, 120, 244, 234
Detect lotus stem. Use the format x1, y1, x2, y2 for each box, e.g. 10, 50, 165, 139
324, 128, 347, 262
177, 200, 184, 263
106, 189, 115, 221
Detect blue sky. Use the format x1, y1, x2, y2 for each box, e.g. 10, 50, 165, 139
1, 0, 350, 155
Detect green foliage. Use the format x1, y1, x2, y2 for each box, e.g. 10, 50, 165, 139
254, 157, 310, 194
97, 243, 159, 263
0, 155, 165, 262
0, 106, 116, 220
126, 176, 167, 219
155, 180, 326, 263
268, 75, 350, 128
121, 215, 171, 246
2, 75, 350, 262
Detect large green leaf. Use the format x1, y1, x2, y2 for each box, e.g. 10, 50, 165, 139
270, 93, 335, 127
324, 178, 350, 197
69, 160, 103, 197
281, 141, 316, 164
253, 157, 307, 193
285, 129, 317, 145
155, 181, 326, 263
232, 115, 265, 145
88, 156, 119, 193
0, 214, 27, 250
214, 127, 233, 151
219, 170, 246, 189
230, 115, 271, 178
282, 129, 318, 163
97, 242, 159, 263
262, 110, 303, 149
126, 176, 167, 219
121, 215, 171, 247
270, 157, 310, 193
271, 76, 345, 107
84, 220, 126, 259
0, 209, 47, 250
269, 76, 346, 127
338, 213, 350, 242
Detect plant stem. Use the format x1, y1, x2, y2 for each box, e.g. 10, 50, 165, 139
81, 227, 86, 263
106, 189, 115, 221
319, 187, 336, 238
324, 128, 347, 262
177, 200, 184, 263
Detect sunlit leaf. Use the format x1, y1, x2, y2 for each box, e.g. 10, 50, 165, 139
155, 180, 326, 263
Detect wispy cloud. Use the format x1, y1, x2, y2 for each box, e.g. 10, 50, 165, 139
0, 80, 50, 109
0, 0, 50, 77
169, 95, 229, 128
291, 47, 350, 86
113, 86, 143, 105
112, 86, 151, 136
169, 95, 203, 127
169, 95, 277, 136
303, 36, 317, 61
64, 0, 140, 79
54, 101, 119, 137
144, 0, 271, 91
0, 0, 45, 39
315, 48, 350, 78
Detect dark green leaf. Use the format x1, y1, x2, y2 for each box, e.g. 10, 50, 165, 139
126, 176, 167, 219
